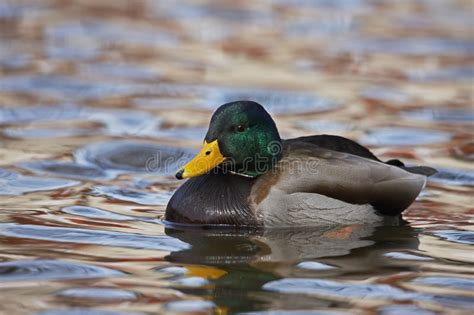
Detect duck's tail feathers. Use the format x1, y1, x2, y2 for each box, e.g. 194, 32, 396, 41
385, 159, 405, 167
384, 159, 437, 177
402, 166, 438, 177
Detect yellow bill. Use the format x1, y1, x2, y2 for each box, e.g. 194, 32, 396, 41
176, 140, 225, 179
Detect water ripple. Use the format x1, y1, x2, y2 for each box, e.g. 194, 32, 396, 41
18, 161, 110, 181
412, 276, 474, 291
264, 278, 423, 300
91, 185, 173, 206
0, 104, 82, 124
242, 311, 349, 315
383, 252, 434, 261
362, 86, 411, 104
406, 66, 474, 82
296, 261, 337, 270
3, 126, 95, 139
0, 259, 123, 282
263, 278, 474, 308
47, 21, 178, 46
378, 305, 436, 315
80, 62, 160, 81
0, 168, 80, 196
165, 300, 216, 312
402, 108, 474, 123
429, 168, 474, 187
432, 230, 474, 245
205, 87, 340, 114
0, 105, 160, 137
37, 309, 144, 315
74, 140, 194, 177
0, 223, 190, 251
56, 287, 139, 300
344, 38, 474, 56
62, 205, 159, 222
0, 75, 152, 101
361, 127, 451, 146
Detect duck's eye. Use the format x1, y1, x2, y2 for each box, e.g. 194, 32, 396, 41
236, 125, 245, 132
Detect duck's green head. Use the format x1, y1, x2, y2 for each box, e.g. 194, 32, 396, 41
176, 101, 282, 179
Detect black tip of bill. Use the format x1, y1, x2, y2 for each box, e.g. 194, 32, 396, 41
175, 169, 184, 180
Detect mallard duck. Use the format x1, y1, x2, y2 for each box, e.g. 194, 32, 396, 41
165, 101, 436, 228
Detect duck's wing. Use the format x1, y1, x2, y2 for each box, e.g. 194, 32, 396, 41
287, 135, 437, 176
265, 141, 427, 216
287, 135, 382, 162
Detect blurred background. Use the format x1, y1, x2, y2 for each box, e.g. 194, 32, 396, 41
0, 0, 473, 314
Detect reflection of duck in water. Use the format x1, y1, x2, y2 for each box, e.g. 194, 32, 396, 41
166, 101, 436, 227
163, 225, 420, 312
163, 225, 380, 312
164, 224, 420, 269
164, 225, 377, 265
